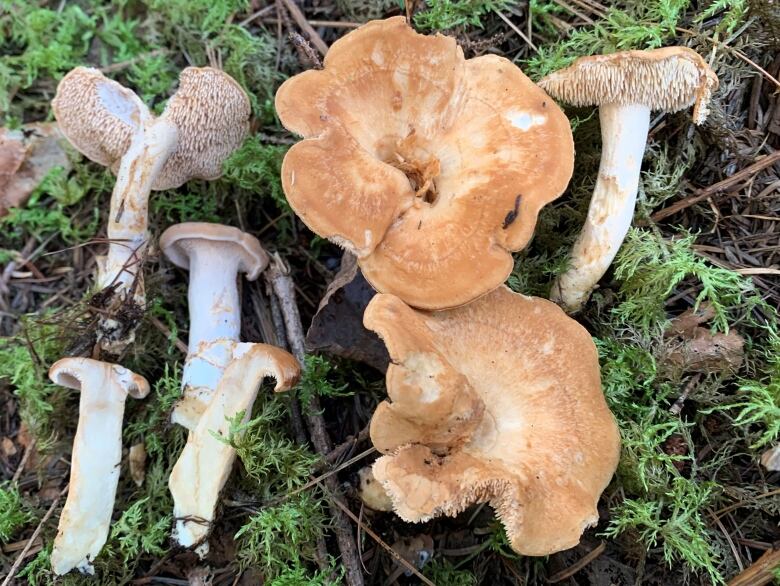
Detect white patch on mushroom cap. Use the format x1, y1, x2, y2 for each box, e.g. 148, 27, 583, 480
507, 110, 547, 131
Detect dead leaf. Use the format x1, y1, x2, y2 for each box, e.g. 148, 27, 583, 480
129, 442, 146, 487
664, 305, 745, 375
390, 534, 434, 575
305, 252, 389, 372
0, 123, 71, 217
1, 436, 17, 457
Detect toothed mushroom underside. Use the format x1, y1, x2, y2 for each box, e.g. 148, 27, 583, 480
366, 286, 620, 556
169, 343, 299, 555
48, 358, 149, 575
276, 16, 573, 310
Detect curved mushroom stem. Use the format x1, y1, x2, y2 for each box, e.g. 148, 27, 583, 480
96, 118, 178, 352
48, 358, 149, 575
170, 343, 299, 555
550, 103, 650, 313
172, 250, 245, 430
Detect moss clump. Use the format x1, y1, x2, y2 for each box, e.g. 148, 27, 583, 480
0, 482, 35, 543
415, 0, 519, 30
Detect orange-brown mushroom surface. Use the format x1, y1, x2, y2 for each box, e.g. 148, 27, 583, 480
276, 17, 574, 310
365, 286, 620, 556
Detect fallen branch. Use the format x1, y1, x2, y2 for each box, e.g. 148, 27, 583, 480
727, 547, 780, 586
265, 253, 364, 586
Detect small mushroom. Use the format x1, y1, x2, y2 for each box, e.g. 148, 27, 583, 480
169, 342, 299, 555
160, 223, 269, 430
365, 286, 620, 556
53, 67, 250, 350
276, 16, 573, 310
357, 465, 393, 512
48, 358, 149, 575
539, 48, 718, 312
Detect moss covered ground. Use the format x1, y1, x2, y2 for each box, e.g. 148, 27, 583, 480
0, 0, 779, 584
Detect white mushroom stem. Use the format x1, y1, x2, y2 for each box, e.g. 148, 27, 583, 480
169, 343, 299, 556
98, 119, 178, 305
172, 248, 245, 430
48, 358, 149, 576
551, 103, 650, 313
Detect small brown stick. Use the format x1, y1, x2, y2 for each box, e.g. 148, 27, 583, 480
11, 437, 36, 484
727, 547, 780, 586
331, 497, 436, 586
265, 253, 364, 586
1, 484, 69, 586
149, 316, 188, 354
670, 374, 701, 415
651, 151, 780, 222
325, 422, 371, 465
546, 542, 607, 583
278, 0, 329, 56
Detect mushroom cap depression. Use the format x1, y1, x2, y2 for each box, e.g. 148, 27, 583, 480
52, 67, 250, 190
160, 222, 269, 280
276, 17, 574, 310
365, 286, 620, 556
52, 67, 151, 169
539, 47, 718, 124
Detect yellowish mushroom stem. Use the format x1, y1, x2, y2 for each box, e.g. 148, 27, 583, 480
97, 119, 178, 351
550, 103, 650, 312
48, 358, 149, 575
169, 343, 299, 556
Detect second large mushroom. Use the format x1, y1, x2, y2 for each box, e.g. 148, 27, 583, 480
366, 286, 620, 555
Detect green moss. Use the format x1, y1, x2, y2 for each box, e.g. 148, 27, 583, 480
415, 0, 518, 30
0, 482, 35, 543
424, 559, 477, 585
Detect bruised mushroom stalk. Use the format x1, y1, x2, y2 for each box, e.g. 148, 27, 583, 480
53, 67, 250, 351
48, 359, 149, 575
161, 223, 300, 555
540, 48, 718, 313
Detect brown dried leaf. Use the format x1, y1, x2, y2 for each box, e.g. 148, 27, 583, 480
0, 123, 71, 217
760, 445, 780, 471
129, 442, 146, 487
305, 252, 390, 372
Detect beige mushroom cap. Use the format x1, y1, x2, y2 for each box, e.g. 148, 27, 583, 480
276, 16, 573, 310
156, 67, 251, 190
159, 222, 269, 280
52, 66, 250, 190
49, 357, 150, 400
52, 67, 150, 169
539, 47, 718, 124
366, 286, 620, 556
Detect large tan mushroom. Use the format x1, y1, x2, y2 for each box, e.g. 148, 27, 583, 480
276, 16, 573, 310
539, 48, 718, 312
52, 67, 250, 351
48, 358, 149, 575
365, 286, 620, 555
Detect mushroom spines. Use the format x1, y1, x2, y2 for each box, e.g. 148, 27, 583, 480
539, 47, 718, 118
52, 67, 148, 169
155, 67, 251, 190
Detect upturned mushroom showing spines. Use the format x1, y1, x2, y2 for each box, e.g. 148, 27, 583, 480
52, 67, 251, 351
365, 287, 620, 556
48, 358, 149, 575
276, 16, 573, 310
169, 343, 300, 555
160, 223, 269, 430
539, 47, 718, 312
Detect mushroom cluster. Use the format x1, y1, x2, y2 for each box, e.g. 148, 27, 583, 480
45, 69, 297, 573
276, 17, 628, 556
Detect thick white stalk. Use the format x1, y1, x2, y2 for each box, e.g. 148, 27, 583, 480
97, 118, 178, 305
171, 251, 243, 430
170, 343, 299, 555
551, 103, 650, 312
49, 358, 149, 575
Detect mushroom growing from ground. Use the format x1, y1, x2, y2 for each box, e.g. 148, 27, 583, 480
48, 358, 149, 575
365, 286, 620, 555
276, 16, 573, 310
169, 343, 299, 554
160, 223, 269, 429
52, 67, 250, 351
539, 48, 718, 312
